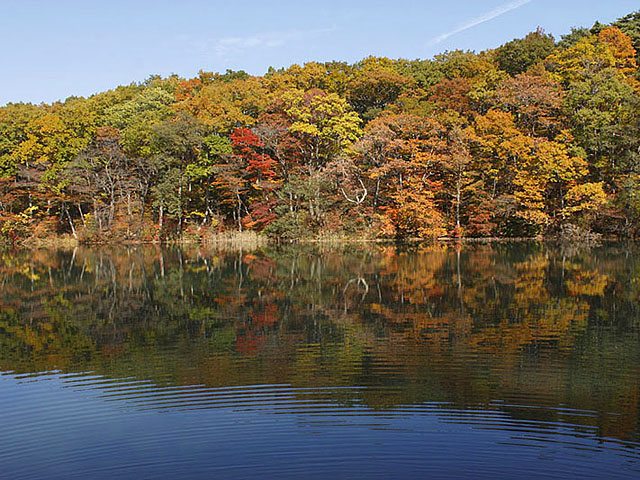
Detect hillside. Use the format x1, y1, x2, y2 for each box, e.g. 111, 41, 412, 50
1, 11, 639, 244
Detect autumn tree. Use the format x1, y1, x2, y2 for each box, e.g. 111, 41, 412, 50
347, 57, 413, 120
63, 126, 148, 237
1, 10, 639, 242
174, 76, 267, 135
612, 10, 640, 65
493, 69, 565, 137
276, 88, 362, 173
265, 61, 353, 96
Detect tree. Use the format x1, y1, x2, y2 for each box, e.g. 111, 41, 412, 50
265, 61, 353, 95
149, 112, 206, 233
598, 27, 638, 74
388, 174, 446, 238
558, 28, 593, 50
105, 85, 175, 158
493, 69, 565, 137
230, 128, 277, 183
277, 88, 362, 173
0, 103, 42, 177
613, 11, 640, 48
471, 110, 593, 234
565, 68, 639, 183
63, 126, 146, 237
545, 29, 636, 84
252, 113, 301, 180
347, 57, 413, 120
439, 119, 478, 234
612, 10, 640, 70
355, 113, 448, 238
429, 78, 473, 115
495, 29, 556, 76
175, 76, 267, 134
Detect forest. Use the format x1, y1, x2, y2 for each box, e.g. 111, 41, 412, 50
1, 11, 640, 244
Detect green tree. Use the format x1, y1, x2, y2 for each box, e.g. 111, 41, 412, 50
495, 29, 556, 76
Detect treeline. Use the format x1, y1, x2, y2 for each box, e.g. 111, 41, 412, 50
1, 12, 640, 243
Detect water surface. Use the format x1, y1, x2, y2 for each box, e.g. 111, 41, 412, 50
1, 243, 639, 478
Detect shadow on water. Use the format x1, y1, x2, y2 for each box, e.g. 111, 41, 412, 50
1, 242, 640, 478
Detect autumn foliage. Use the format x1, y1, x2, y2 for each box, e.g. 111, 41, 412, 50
1, 14, 640, 243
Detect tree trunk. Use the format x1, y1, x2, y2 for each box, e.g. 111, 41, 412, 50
77, 204, 86, 227
178, 182, 183, 235
456, 179, 462, 229
64, 204, 78, 239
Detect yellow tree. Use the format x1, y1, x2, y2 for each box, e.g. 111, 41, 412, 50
471, 110, 597, 234
265, 61, 352, 96
545, 27, 637, 85
278, 88, 362, 173
175, 76, 268, 134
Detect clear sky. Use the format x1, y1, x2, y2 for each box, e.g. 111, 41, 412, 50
1, 0, 638, 105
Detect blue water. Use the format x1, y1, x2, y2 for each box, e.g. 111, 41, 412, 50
3, 371, 639, 479
1, 244, 640, 478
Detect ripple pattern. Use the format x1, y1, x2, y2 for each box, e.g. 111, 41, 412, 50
2, 370, 640, 480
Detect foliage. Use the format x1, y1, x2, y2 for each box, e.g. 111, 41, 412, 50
495, 29, 556, 76
1, 10, 639, 241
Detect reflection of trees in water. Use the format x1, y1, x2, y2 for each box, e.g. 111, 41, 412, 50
0, 243, 639, 441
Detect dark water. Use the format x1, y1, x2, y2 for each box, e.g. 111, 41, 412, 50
1, 243, 640, 479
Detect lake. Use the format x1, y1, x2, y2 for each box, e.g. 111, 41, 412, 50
1, 242, 639, 479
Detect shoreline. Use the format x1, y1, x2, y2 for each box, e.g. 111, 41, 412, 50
7, 232, 619, 250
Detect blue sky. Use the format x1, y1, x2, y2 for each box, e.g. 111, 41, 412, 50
1, 0, 638, 105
